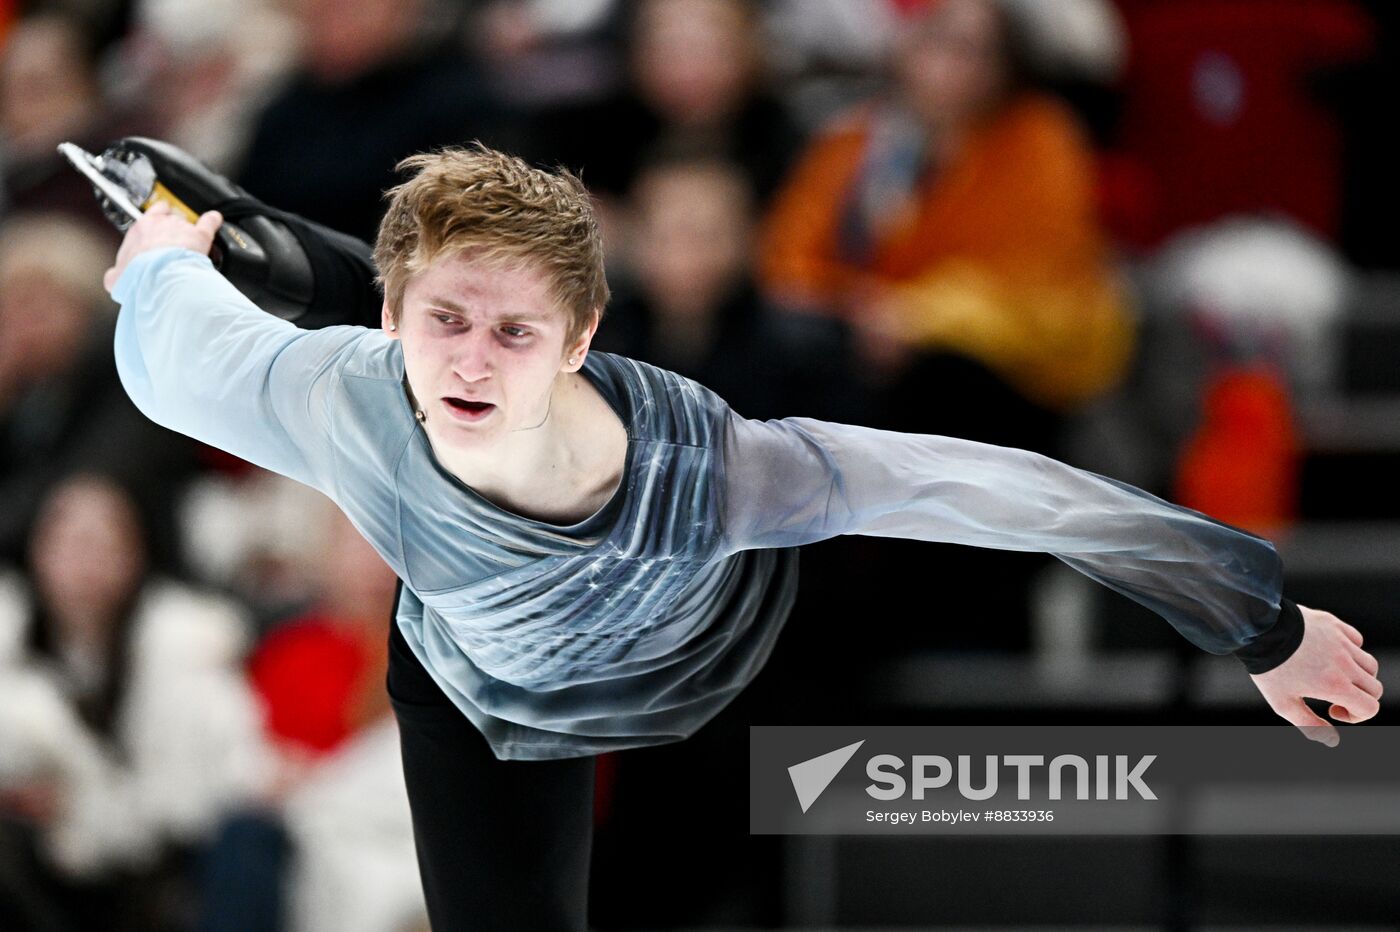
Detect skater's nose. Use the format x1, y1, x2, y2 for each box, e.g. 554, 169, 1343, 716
448, 326, 500, 383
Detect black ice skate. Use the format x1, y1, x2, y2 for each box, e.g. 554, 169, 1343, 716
58, 137, 380, 328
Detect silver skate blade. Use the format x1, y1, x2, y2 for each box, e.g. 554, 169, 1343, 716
56, 142, 144, 222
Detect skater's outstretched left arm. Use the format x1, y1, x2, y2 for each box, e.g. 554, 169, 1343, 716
716, 411, 1381, 745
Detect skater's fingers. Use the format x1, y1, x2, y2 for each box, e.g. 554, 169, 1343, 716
1271, 696, 1340, 747
1354, 672, 1383, 702
1351, 645, 1379, 678
1339, 619, 1364, 648
1332, 685, 1381, 723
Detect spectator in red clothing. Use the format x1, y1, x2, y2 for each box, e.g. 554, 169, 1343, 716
248, 501, 397, 769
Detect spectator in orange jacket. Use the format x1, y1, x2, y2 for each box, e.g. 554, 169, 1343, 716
760, 0, 1134, 418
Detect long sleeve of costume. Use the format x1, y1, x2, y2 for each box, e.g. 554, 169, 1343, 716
111, 247, 367, 496
717, 411, 1304, 673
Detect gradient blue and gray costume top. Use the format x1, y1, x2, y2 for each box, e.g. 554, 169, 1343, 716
111, 247, 1305, 760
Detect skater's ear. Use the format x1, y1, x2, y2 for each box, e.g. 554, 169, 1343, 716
560, 305, 602, 371
382, 299, 401, 339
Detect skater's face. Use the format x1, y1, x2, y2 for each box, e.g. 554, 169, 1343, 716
384, 251, 596, 452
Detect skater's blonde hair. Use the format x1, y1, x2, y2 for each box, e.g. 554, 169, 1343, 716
374, 144, 609, 347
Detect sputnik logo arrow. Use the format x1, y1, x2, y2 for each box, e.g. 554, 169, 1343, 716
788, 740, 865, 813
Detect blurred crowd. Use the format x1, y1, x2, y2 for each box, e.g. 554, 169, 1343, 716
0, 0, 1394, 929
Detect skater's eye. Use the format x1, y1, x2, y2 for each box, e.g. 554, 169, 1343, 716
432, 312, 461, 327
500, 325, 530, 339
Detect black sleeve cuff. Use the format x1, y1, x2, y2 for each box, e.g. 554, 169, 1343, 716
1234, 598, 1306, 674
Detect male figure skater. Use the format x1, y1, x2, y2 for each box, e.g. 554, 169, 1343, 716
102, 145, 1380, 931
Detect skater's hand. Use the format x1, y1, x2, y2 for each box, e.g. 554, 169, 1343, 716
1249, 605, 1381, 747
103, 201, 223, 293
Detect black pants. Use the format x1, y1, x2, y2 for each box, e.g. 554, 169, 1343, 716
386, 609, 596, 931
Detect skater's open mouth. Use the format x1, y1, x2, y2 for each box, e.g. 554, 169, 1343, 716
445, 397, 494, 412
442, 397, 496, 423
